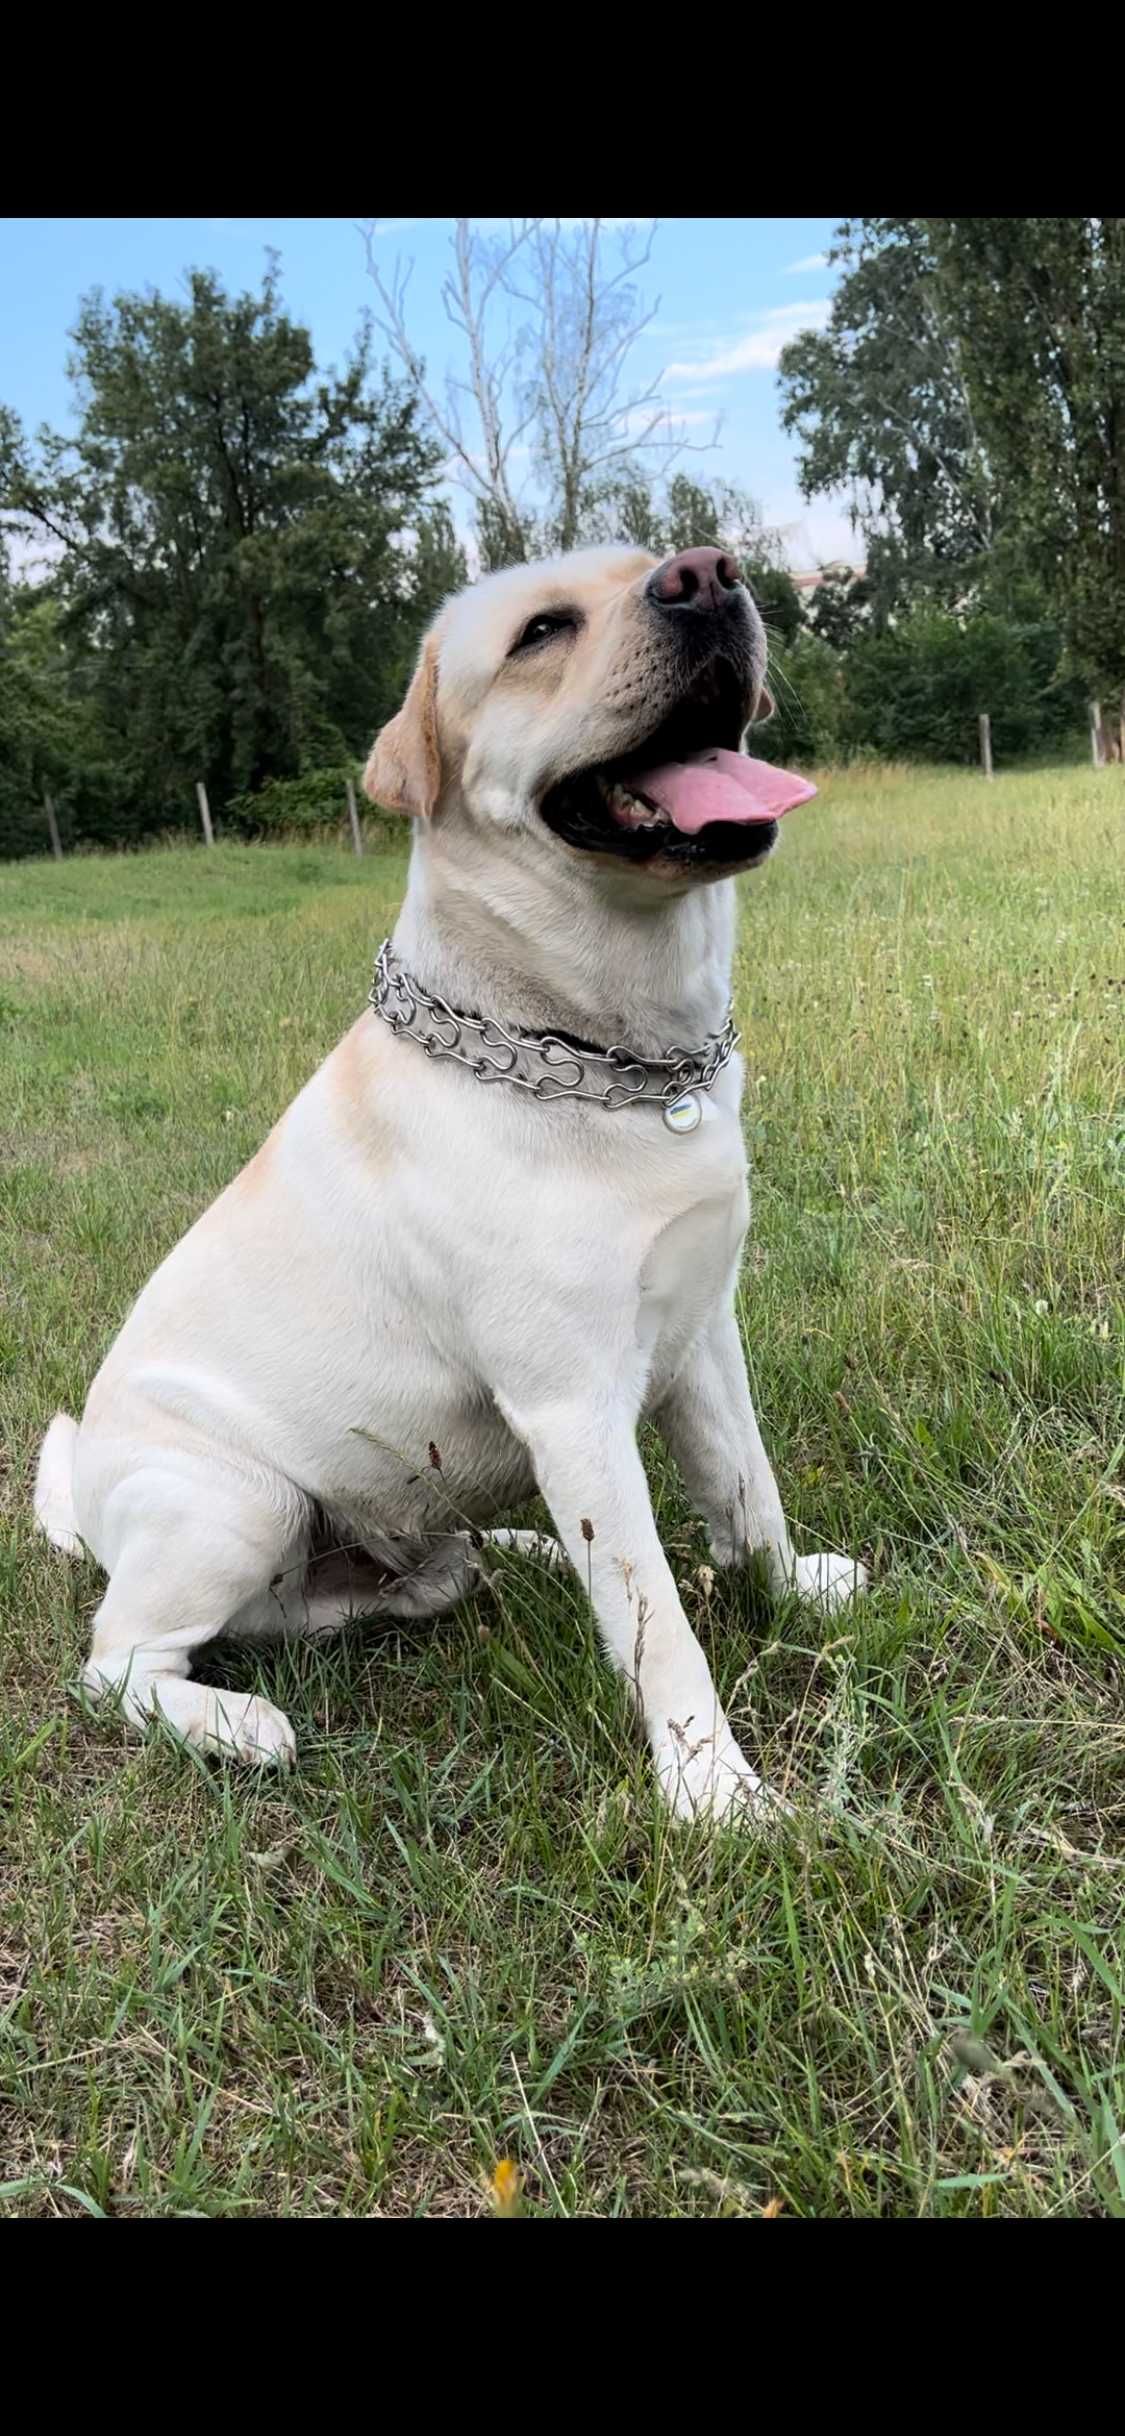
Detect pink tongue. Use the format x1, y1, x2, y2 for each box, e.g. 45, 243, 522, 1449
634, 748, 816, 835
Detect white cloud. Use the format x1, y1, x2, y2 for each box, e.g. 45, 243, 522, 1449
664, 299, 831, 382
784, 251, 828, 275
371, 218, 422, 239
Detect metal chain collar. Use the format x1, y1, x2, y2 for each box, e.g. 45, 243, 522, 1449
368, 938, 739, 1118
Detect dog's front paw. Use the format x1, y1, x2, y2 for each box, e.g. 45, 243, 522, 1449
216, 1692, 298, 1767
654, 1724, 791, 1830
147, 1682, 298, 1767
790, 1550, 867, 1613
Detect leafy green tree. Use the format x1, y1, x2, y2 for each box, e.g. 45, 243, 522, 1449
926, 218, 1125, 726
779, 220, 996, 620
763, 628, 849, 765
0, 569, 118, 855
405, 499, 468, 624
807, 574, 872, 652
780, 216, 1125, 730
1, 262, 446, 835
843, 605, 1085, 764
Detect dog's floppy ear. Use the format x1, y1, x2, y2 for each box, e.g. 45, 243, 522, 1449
364, 633, 442, 817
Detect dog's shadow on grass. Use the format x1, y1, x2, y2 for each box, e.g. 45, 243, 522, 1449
194, 1601, 462, 1716
195, 1539, 788, 1708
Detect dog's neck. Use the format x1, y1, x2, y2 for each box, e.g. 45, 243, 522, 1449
393, 821, 739, 1057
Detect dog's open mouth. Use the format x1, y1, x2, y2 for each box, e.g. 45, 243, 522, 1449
539, 657, 815, 873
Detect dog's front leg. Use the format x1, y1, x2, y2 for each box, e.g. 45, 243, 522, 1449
496, 1390, 775, 1824
655, 1308, 866, 1613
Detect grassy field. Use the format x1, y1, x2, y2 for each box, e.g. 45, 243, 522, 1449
1, 762, 1123, 2218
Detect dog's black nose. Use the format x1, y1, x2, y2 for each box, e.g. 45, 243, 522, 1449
646, 545, 742, 612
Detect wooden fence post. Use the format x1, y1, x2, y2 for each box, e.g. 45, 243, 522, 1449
1090, 702, 1104, 767
195, 780, 214, 845
978, 713, 993, 778
43, 788, 63, 860
346, 776, 364, 857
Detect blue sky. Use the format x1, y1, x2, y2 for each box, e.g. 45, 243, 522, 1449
0, 216, 854, 566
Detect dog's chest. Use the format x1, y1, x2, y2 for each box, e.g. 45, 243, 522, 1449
633, 1108, 749, 1387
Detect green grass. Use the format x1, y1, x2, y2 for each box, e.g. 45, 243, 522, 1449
1, 765, 1123, 2218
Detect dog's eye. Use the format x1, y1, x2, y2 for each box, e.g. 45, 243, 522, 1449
509, 610, 578, 656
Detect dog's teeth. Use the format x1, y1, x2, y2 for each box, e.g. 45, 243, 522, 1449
607, 783, 669, 832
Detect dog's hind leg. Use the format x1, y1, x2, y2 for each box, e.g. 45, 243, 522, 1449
81, 1464, 305, 1763
231, 1531, 486, 1640
236, 1526, 570, 1643
328, 1529, 567, 1627
379, 1528, 568, 1614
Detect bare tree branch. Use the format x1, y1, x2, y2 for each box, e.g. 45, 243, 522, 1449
360, 216, 711, 563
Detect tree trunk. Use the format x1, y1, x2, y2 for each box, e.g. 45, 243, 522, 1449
43, 789, 63, 860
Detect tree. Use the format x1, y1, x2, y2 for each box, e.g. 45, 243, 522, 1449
780, 217, 1125, 734
376, 499, 468, 711
1, 262, 446, 830
364, 218, 712, 565
778, 220, 997, 620
807, 573, 871, 652
404, 498, 468, 625
926, 218, 1125, 735
0, 575, 117, 855
843, 604, 1085, 765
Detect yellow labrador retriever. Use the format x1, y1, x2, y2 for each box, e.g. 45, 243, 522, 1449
35, 542, 865, 1823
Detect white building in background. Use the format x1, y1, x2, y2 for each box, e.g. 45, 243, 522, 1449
758, 518, 866, 596
790, 557, 867, 600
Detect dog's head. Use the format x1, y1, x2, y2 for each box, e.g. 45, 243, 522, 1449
365, 544, 812, 888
